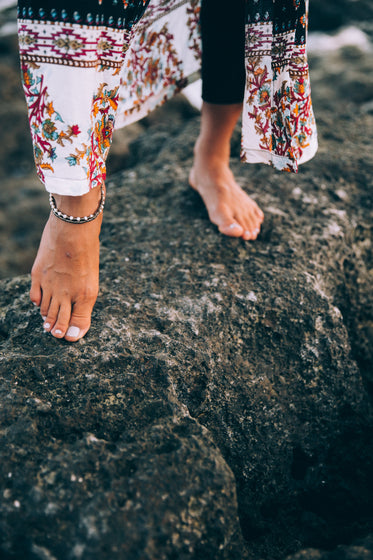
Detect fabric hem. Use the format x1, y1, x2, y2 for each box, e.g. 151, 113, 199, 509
44, 176, 91, 196
241, 136, 318, 170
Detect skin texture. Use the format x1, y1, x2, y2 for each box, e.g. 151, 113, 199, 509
30, 187, 103, 342
189, 103, 264, 241
30, 102, 264, 342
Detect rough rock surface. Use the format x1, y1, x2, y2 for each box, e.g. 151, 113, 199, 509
1, 34, 373, 560
285, 535, 373, 560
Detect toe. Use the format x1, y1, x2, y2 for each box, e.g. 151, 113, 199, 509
40, 291, 52, 323
242, 230, 254, 241
241, 201, 263, 240
242, 228, 258, 241
240, 211, 255, 241
207, 200, 242, 238
219, 222, 244, 238
50, 302, 73, 339
64, 300, 94, 342
43, 298, 61, 333
211, 203, 244, 238
30, 274, 42, 307
254, 205, 264, 222
241, 211, 261, 240
243, 227, 260, 241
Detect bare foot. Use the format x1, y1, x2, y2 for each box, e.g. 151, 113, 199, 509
29, 186, 103, 342
189, 139, 264, 241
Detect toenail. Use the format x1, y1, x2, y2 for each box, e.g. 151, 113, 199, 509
54, 329, 63, 335
228, 223, 240, 230
42, 316, 47, 321
253, 228, 259, 234
32, 301, 37, 306
43, 322, 51, 330
66, 326, 81, 338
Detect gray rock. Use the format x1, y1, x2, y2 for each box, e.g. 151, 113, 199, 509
285, 535, 373, 560
309, 0, 373, 32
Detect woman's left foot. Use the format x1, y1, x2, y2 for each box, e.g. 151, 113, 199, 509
189, 140, 264, 241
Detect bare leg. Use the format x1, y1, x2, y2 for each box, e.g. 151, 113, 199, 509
29, 186, 103, 342
189, 102, 264, 240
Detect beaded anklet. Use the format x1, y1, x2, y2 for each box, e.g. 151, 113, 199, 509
49, 185, 105, 224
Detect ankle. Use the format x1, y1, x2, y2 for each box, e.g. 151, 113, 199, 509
194, 135, 230, 163
53, 184, 104, 216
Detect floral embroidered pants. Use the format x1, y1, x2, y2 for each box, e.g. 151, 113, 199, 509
17, 0, 318, 196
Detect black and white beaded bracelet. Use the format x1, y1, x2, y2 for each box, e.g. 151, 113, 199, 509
49, 185, 105, 224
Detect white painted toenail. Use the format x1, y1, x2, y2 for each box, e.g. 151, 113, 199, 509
66, 326, 80, 338
253, 228, 260, 234
54, 329, 63, 335
42, 316, 47, 321
43, 322, 50, 330
228, 223, 240, 230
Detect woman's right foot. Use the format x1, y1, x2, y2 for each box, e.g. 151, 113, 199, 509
29, 186, 103, 342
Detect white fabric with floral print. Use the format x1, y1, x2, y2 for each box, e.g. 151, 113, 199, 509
18, 0, 317, 195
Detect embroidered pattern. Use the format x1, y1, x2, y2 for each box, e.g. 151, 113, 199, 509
17, 0, 317, 194
242, 14, 316, 172
186, 0, 202, 61
18, 21, 131, 69
88, 82, 120, 188
60, 83, 119, 188
20, 60, 82, 183
120, 22, 185, 119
